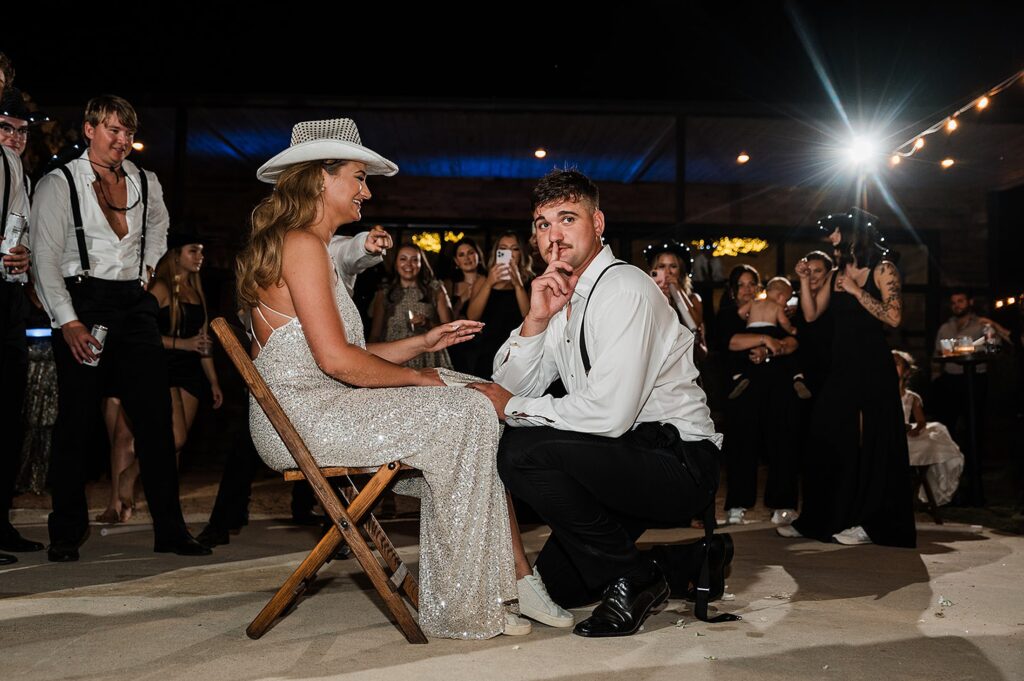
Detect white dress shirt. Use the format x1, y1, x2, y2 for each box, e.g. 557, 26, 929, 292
30, 149, 169, 327
329, 232, 382, 294
1, 146, 29, 220
492, 245, 723, 447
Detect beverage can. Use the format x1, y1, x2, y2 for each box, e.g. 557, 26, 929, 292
83, 324, 108, 367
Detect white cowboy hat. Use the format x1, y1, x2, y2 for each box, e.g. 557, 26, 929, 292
256, 118, 398, 183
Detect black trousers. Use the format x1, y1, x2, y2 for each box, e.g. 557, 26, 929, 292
0, 281, 29, 521
497, 424, 719, 608
49, 278, 187, 546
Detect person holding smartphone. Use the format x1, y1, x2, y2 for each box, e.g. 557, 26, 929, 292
465, 231, 533, 378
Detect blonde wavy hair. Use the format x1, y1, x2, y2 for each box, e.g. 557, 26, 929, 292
236, 160, 346, 310
151, 246, 208, 337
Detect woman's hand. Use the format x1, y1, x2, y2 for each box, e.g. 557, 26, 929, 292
837, 264, 862, 296
763, 335, 784, 356
179, 333, 212, 354
508, 262, 525, 290
210, 384, 224, 409
794, 259, 810, 280
409, 311, 429, 329
422, 320, 484, 353
487, 264, 510, 286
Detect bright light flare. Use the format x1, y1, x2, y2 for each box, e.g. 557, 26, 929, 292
131, 142, 144, 151
737, 152, 750, 164
913, 138, 925, 150
844, 136, 879, 167
946, 118, 958, 132
534, 148, 547, 159
890, 155, 901, 166
976, 96, 990, 110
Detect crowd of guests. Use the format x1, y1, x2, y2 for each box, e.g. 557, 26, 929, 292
1, 49, 1016, 641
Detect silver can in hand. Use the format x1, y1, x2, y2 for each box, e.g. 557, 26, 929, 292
83, 324, 108, 367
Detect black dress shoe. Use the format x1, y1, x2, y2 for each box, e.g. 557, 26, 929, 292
47, 545, 80, 562
196, 525, 230, 548
0, 528, 45, 553
0, 552, 17, 565
573, 562, 669, 638
154, 535, 213, 556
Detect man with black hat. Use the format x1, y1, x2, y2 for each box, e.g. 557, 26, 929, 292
0, 56, 42, 565
30, 94, 209, 561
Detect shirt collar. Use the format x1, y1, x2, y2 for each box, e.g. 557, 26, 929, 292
71, 147, 138, 178
571, 244, 616, 303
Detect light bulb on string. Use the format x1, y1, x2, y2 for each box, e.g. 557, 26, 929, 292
976, 96, 990, 110
890, 154, 901, 166
913, 138, 925, 151
946, 118, 958, 132
941, 158, 955, 169
737, 152, 750, 164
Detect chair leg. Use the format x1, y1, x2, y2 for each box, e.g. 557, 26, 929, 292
246, 525, 343, 639
328, 499, 428, 644
919, 469, 943, 525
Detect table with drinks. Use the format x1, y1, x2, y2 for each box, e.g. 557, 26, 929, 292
933, 335, 996, 506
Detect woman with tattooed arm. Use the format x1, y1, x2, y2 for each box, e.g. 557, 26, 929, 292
779, 210, 916, 548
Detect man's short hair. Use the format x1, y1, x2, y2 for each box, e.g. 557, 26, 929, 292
84, 95, 138, 133
948, 287, 972, 300
766, 276, 793, 295
804, 250, 834, 269
0, 53, 14, 91
531, 169, 599, 214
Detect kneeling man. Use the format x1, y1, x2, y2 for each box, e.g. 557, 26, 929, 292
472, 170, 729, 637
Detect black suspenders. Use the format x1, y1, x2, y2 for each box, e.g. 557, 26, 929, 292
56, 162, 149, 279
578, 261, 628, 374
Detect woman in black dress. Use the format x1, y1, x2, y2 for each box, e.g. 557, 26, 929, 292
784, 211, 916, 547
465, 232, 532, 379
715, 265, 801, 526
96, 233, 222, 523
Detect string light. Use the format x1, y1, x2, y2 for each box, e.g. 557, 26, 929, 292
132, 142, 144, 151
890, 154, 901, 166
737, 152, 750, 164
534, 148, 547, 159
1009, 297, 1017, 305
888, 68, 1022, 169
411, 232, 442, 253
443, 230, 465, 243
995, 300, 1004, 309
941, 158, 955, 169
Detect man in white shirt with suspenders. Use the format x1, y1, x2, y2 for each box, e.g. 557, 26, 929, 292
472, 170, 734, 637
31, 95, 209, 561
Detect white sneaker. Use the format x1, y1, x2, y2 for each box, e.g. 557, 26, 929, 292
771, 509, 798, 526
726, 507, 746, 525
517, 567, 574, 628
833, 526, 872, 545
776, 524, 803, 538
502, 612, 532, 636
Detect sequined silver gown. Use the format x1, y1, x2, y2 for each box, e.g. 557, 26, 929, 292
249, 275, 516, 639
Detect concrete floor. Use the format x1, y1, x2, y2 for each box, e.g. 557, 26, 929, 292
2, 481, 1023, 681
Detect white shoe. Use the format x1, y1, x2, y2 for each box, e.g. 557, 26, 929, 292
776, 524, 803, 538
771, 509, 798, 526
502, 612, 532, 636
726, 507, 746, 525
833, 526, 872, 545
517, 567, 574, 628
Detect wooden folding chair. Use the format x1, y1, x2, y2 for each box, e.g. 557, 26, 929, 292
911, 465, 943, 525
211, 317, 427, 643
